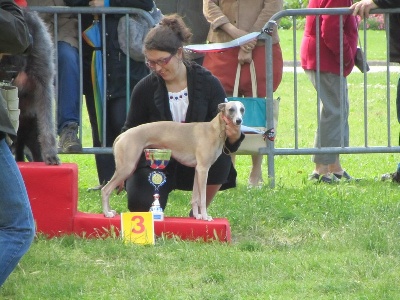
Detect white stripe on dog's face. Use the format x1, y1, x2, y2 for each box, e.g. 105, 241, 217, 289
223, 101, 245, 125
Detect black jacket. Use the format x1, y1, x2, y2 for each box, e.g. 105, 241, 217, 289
374, 0, 400, 62
124, 61, 244, 152
0, 0, 31, 138
123, 61, 244, 190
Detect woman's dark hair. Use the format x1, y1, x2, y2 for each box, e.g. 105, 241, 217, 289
144, 14, 192, 57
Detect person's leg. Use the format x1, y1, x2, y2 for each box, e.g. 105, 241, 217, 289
205, 184, 222, 207
125, 165, 173, 212
57, 41, 80, 131
57, 41, 82, 153
0, 138, 35, 286
248, 154, 263, 186
93, 97, 127, 186
396, 76, 400, 124
92, 56, 149, 187
242, 44, 283, 187
305, 71, 349, 179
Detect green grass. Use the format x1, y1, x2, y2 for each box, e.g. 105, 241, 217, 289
2, 31, 400, 299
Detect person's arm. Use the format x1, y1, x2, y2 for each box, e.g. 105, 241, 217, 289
373, 0, 400, 9
122, 76, 153, 131
350, 0, 400, 18
251, 0, 283, 33
203, 0, 255, 64
115, 0, 153, 10
321, 0, 356, 67
203, 0, 231, 33
70, 0, 153, 10
223, 114, 245, 152
64, 0, 88, 6
0, 0, 31, 54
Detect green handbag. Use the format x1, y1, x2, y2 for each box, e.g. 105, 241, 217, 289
228, 62, 280, 154
228, 61, 279, 129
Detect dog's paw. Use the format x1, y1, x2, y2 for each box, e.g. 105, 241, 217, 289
195, 214, 213, 221
104, 210, 117, 218
43, 153, 61, 165
203, 215, 213, 221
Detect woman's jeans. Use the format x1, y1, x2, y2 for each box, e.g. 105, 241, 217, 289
57, 41, 80, 133
0, 138, 35, 286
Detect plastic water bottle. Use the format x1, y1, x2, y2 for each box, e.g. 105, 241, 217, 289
149, 194, 164, 221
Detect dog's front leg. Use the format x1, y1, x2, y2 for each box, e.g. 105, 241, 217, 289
192, 167, 212, 221
191, 175, 200, 219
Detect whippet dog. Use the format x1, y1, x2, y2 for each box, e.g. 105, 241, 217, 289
101, 101, 245, 221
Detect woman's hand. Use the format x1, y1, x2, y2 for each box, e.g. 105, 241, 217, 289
238, 39, 257, 64
350, 0, 378, 19
238, 49, 253, 65
89, 0, 104, 7
240, 39, 257, 53
222, 115, 241, 144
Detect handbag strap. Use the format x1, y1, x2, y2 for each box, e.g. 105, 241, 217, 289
233, 61, 258, 97
355, 18, 363, 49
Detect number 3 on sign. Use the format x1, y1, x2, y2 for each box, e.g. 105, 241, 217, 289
121, 212, 155, 245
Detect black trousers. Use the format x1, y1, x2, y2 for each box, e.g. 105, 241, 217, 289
125, 152, 236, 212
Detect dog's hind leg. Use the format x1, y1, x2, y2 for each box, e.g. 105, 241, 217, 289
101, 173, 127, 218
101, 139, 143, 217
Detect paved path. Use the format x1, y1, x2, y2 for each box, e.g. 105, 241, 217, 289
283, 61, 400, 73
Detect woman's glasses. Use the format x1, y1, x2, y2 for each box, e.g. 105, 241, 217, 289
145, 54, 174, 69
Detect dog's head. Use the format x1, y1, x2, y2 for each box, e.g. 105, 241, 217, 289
218, 101, 245, 126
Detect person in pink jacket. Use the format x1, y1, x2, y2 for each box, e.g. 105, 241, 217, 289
300, 0, 358, 183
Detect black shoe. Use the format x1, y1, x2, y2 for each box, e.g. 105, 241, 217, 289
333, 171, 360, 181
59, 123, 82, 153
309, 173, 339, 184
87, 184, 104, 192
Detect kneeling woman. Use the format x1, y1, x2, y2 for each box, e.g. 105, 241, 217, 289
122, 14, 245, 214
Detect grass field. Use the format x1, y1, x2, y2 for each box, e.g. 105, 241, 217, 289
2, 30, 400, 299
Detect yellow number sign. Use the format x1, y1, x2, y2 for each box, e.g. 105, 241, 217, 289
121, 212, 155, 245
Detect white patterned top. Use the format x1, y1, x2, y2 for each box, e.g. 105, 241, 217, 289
168, 87, 189, 123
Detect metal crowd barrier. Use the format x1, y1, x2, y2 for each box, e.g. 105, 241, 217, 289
28, 7, 400, 188
29, 6, 155, 154
261, 7, 400, 187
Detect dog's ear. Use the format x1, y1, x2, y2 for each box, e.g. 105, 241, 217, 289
218, 103, 226, 112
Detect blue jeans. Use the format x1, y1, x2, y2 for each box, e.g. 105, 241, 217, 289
0, 138, 35, 286
57, 41, 80, 133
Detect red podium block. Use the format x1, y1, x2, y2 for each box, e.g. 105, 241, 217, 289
73, 213, 231, 242
18, 162, 78, 237
154, 217, 231, 242
18, 162, 231, 242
